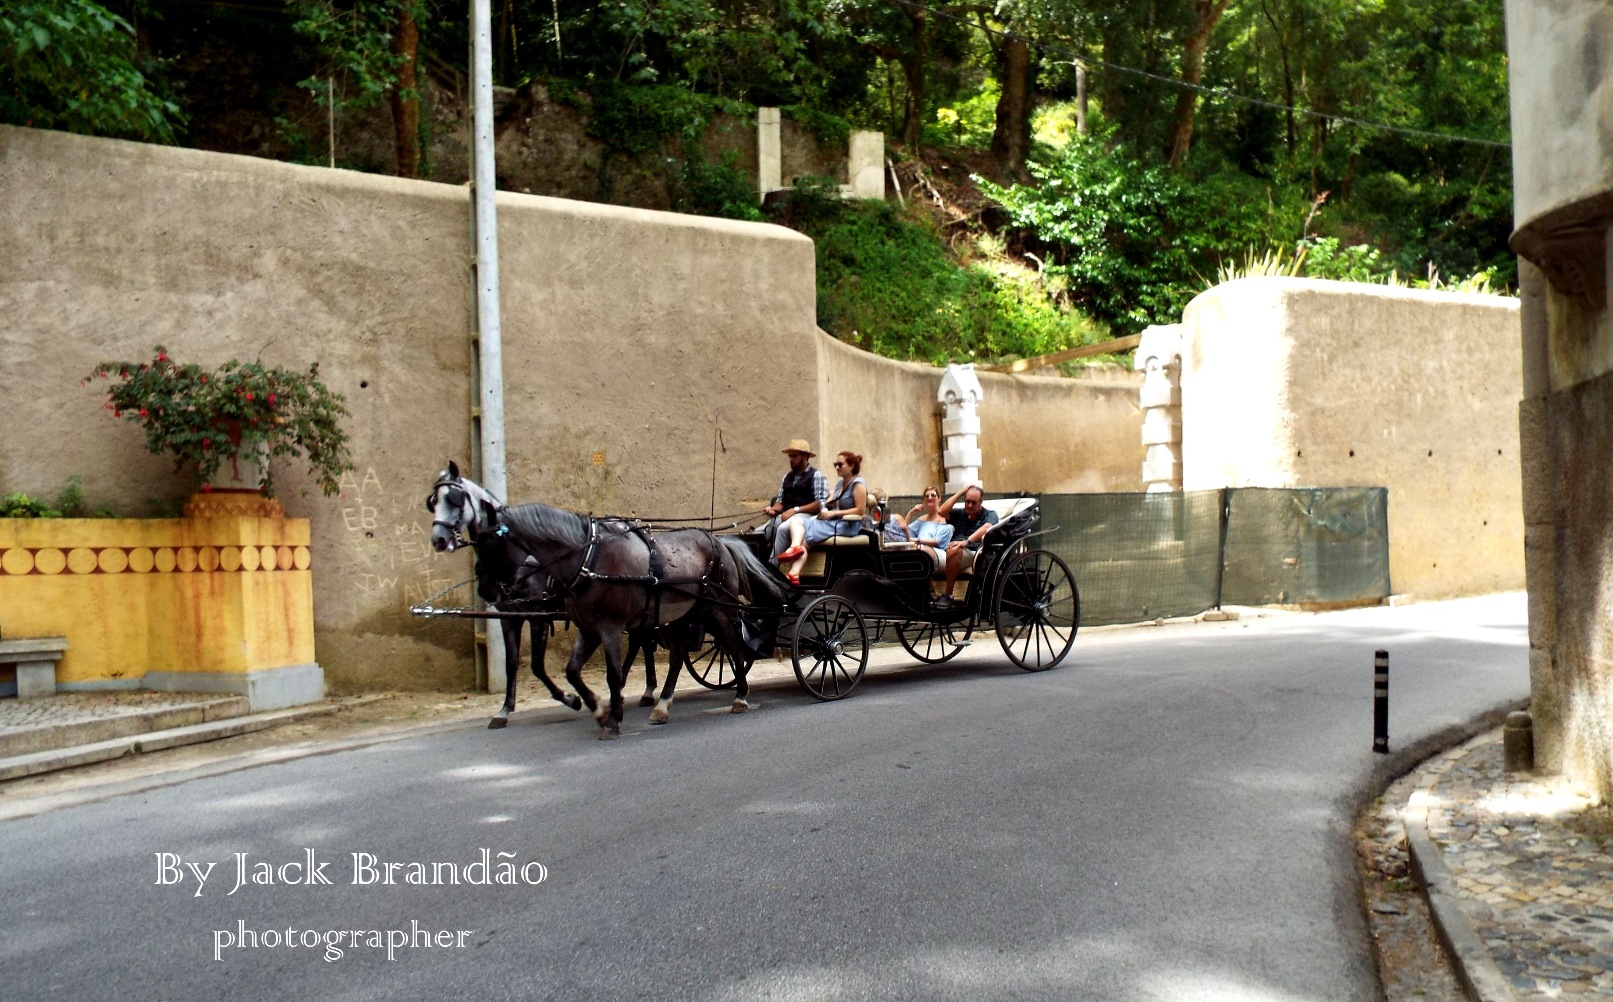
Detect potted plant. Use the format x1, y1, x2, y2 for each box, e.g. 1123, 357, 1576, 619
87, 346, 353, 499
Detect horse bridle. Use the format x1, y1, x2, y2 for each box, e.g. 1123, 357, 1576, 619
426, 478, 477, 550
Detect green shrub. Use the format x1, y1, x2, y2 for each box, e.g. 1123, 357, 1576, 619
979, 137, 1307, 332
767, 183, 1103, 364
669, 144, 763, 222
0, 492, 60, 518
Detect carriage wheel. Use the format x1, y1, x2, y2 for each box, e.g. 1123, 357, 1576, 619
791, 595, 869, 701
993, 549, 1079, 672
897, 620, 973, 664
684, 631, 742, 691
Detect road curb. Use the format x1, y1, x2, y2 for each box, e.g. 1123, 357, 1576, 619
0, 698, 382, 782
1398, 732, 1521, 1002
0, 697, 251, 758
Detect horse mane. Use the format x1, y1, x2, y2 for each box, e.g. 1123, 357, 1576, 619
720, 535, 790, 607
500, 502, 590, 550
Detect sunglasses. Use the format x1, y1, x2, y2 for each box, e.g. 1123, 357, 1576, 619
833, 460, 847, 467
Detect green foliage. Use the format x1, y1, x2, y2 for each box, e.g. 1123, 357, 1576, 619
0, 476, 114, 518
288, 0, 415, 114
586, 80, 728, 156
926, 79, 998, 150
669, 145, 764, 222
783, 104, 851, 148
769, 182, 1104, 364
0, 491, 60, 518
980, 138, 1307, 332
0, 0, 183, 142
87, 346, 353, 498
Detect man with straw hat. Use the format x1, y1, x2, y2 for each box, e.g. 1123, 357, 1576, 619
763, 439, 828, 561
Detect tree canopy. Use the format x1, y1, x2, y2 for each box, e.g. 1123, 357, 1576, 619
2, 0, 1513, 345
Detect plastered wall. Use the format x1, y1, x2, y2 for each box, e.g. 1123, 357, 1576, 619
0, 125, 819, 691
813, 336, 1144, 496
1180, 277, 1523, 601
0, 125, 1141, 692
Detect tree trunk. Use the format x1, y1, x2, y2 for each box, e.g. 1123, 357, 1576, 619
390, 5, 422, 179
899, 6, 928, 151
990, 35, 1033, 177
1167, 0, 1232, 167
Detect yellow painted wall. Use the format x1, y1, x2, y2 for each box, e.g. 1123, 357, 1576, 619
0, 515, 313, 685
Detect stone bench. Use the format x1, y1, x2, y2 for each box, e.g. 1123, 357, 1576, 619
1, 638, 68, 699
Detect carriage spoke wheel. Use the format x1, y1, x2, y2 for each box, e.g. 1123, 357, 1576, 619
685, 632, 742, 691
993, 549, 1079, 672
791, 595, 869, 701
897, 620, 973, 664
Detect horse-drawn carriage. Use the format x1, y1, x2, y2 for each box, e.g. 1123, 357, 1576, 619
684, 497, 1080, 701
414, 464, 1079, 737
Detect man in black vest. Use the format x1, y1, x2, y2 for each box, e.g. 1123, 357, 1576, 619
763, 439, 828, 561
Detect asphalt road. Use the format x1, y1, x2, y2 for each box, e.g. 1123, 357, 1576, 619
2, 594, 1528, 1001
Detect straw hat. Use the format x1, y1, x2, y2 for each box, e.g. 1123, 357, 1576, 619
782, 439, 816, 457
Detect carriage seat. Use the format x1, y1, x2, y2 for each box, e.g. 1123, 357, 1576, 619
795, 531, 871, 579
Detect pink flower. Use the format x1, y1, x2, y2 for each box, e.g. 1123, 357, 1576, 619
245, 392, 254, 401
202, 484, 212, 493
113, 410, 121, 418
202, 438, 211, 449
138, 408, 148, 417
157, 352, 167, 363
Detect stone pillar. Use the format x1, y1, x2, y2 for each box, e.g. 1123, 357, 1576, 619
939, 365, 984, 494
1517, 259, 1561, 771
757, 107, 782, 201
1135, 324, 1183, 492
849, 130, 885, 200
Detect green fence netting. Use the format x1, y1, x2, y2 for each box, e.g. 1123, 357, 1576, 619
881, 487, 1389, 626
1037, 491, 1225, 626
1220, 486, 1391, 608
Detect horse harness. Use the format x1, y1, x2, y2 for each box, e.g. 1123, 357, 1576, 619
432, 475, 739, 619
494, 510, 730, 623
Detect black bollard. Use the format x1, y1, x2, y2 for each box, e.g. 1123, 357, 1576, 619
1372, 650, 1389, 753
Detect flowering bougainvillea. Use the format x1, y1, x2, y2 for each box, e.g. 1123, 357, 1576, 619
87, 346, 352, 497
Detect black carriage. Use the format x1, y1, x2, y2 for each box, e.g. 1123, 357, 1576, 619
687, 497, 1080, 701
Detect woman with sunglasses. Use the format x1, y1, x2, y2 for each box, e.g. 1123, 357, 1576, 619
885, 486, 954, 573
777, 451, 868, 584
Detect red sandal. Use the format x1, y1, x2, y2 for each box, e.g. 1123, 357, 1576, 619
785, 573, 801, 586
778, 545, 805, 561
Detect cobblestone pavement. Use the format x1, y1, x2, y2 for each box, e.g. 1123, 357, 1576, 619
1420, 732, 1613, 999
1360, 729, 1613, 1001
0, 691, 233, 736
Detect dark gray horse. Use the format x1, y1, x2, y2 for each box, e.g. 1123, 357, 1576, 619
427, 463, 782, 738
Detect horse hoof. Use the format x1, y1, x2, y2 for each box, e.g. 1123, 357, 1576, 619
731, 699, 751, 714
638, 694, 656, 707
562, 694, 582, 711
598, 726, 619, 741
488, 717, 508, 730
648, 708, 668, 725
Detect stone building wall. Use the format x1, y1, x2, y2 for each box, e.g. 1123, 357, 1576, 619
1506, 1, 1613, 797
1179, 277, 1524, 602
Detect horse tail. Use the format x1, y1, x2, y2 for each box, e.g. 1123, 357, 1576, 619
718, 535, 789, 608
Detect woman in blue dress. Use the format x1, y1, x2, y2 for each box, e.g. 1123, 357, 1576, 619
777, 451, 867, 584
